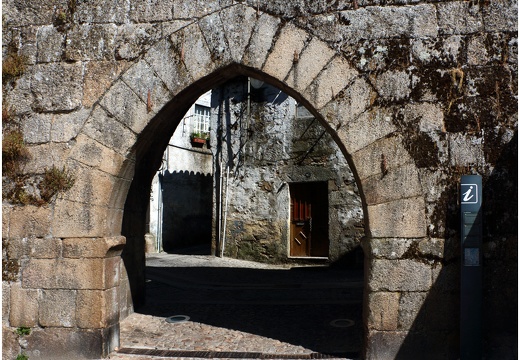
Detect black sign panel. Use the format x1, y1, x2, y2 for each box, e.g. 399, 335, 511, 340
460, 175, 482, 360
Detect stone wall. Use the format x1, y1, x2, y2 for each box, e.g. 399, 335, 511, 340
210, 78, 364, 263
2, 0, 516, 358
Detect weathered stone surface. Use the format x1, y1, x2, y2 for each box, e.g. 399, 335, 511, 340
7, 206, 53, 239
198, 12, 230, 65
25, 238, 62, 259
363, 237, 414, 260
143, 38, 193, 96
23, 143, 72, 174
61, 161, 115, 207
23, 327, 110, 359
362, 163, 423, 205
220, 5, 257, 63
83, 60, 130, 108
304, 56, 359, 111
65, 24, 118, 61
50, 108, 91, 142
82, 106, 138, 156
22, 258, 106, 290
367, 291, 400, 331
242, 13, 280, 69
36, 26, 64, 63
121, 60, 172, 116
482, 0, 518, 32
31, 63, 84, 112
437, 1, 483, 35
417, 237, 444, 259
320, 78, 376, 136
449, 133, 485, 167
2, 0, 67, 26
334, 105, 395, 155
76, 0, 129, 24
365, 330, 407, 360
115, 24, 163, 60
369, 259, 432, 292
371, 69, 411, 101
2, 282, 10, 323
68, 134, 129, 177
367, 197, 427, 238
338, 5, 438, 43
398, 291, 427, 330
286, 37, 335, 94
63, 236, 125, 259
351, 134, 413, 181
39, 289, 77, 327
2, 325, 19, 359
9, 282, 39, 327
411, 36, 463, 67
99, 79, 151, 134
76, 288, 118, 328
173, 24, 217, 83
130, 0, 174, 22
51, 199, 108, 238
21, 112, 51, 144
263, 23, 309, 82
172, 0, 226, 19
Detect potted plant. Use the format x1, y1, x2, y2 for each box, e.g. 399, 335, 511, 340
190, 132, 206, 147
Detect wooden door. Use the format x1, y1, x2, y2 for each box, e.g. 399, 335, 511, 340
289, 182, 328, 257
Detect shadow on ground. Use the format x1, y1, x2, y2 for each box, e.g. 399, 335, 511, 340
133, 263, 364, 358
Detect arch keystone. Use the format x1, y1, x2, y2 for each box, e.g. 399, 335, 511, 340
219, 5, 257, 63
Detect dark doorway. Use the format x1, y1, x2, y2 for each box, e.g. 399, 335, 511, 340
290, 182, 329, 257
160, 170, 213, 254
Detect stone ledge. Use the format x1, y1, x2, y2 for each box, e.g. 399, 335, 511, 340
62, 236, 126, 259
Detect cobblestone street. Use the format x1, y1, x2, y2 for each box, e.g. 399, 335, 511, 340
109, 253, 364, 359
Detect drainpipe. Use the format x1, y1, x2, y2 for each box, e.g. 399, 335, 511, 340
221, 165, 230, 258
218, 159, 224, 256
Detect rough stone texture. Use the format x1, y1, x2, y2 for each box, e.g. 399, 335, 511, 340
286, 37, 335, 94
369, 259, 432, 292
63, 237, 126, 259
304, 56, 360, 111
219, 5, 257, 63
83, 61, 130, 108
6, 206, 53, 239
263, 23, 309, 82
9, 282, 39, 327
22, 258, 107, 290
82, 106, 138, 156
76, 288, 119, 328
367, 197, 427, 238
242, 13, 280, 69
39, 289, 77, 327
2, 0, 516, 358
362, 163, 423, 205
31, 62, 84, 112
363, 238, 414, 260
367, 292, 400, 331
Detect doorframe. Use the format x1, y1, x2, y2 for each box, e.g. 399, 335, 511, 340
287, 181, 329, 260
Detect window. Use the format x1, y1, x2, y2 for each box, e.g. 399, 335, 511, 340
193, 105, 210, 134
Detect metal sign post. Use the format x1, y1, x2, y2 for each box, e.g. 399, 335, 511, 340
460, 175, 482, 360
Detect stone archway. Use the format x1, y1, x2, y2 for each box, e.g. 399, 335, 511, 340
4, 4, 429, 359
